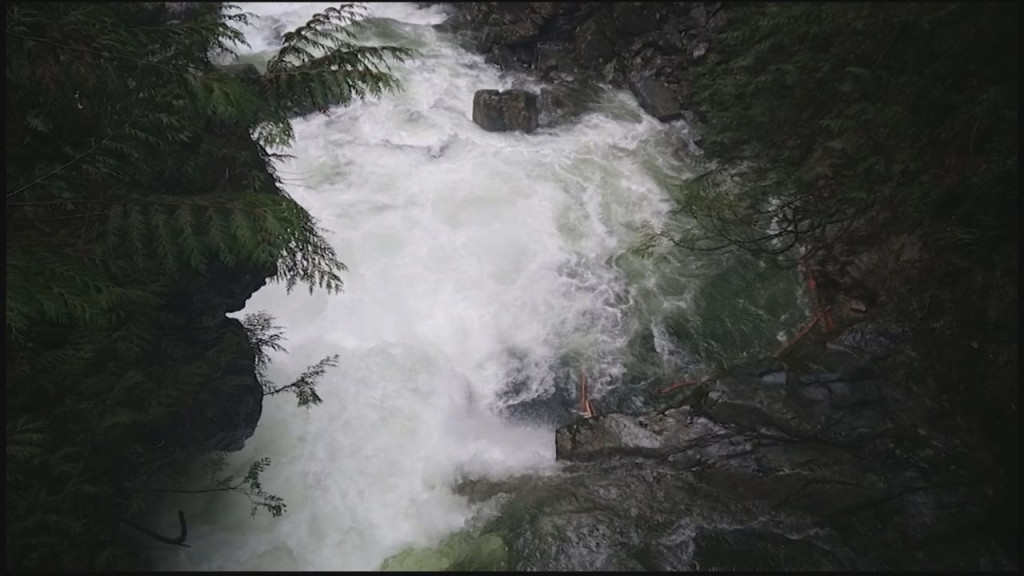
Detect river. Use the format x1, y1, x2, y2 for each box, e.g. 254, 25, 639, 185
156, 2, 804, 570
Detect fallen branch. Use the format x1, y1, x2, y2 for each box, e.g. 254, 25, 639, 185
656, 379, 702, 396
118, 509, 189, 547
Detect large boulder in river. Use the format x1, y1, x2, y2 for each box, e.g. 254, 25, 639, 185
628, 76, 684, 122
472, 89, 540, 133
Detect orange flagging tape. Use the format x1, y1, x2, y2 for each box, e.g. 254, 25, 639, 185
579, 371, 588, 412
656, 379, 701, 395
773, 244, 840, 357
579, 370, 597, 418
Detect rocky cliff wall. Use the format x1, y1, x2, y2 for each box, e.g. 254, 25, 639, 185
433, 2, 1018, 569
437, 2, 724, 123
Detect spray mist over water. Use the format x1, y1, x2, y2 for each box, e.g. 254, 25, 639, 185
157, 2, 709, 570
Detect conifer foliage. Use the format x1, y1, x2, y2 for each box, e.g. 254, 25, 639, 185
665, 3, 1017, 262
6, 2, 410, 569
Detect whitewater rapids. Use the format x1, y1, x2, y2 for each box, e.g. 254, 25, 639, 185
155, 2, 797, 570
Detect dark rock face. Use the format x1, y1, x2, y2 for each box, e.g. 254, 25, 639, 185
440, 2, 1016, 569
536, 81, 603, 127
575, 16, 616, 64
438, 2, 722, 123
627, 76, 684, 121
464, 322, 1014, 571
184, 316, 265, 453
472, 89, 540, 133
612, 2, 666, 36
154, 263, 273, 454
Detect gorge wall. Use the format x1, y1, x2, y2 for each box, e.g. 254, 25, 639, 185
425, 2, 1019, 570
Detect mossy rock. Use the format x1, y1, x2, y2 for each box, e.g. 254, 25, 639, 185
381, 531, 508, 572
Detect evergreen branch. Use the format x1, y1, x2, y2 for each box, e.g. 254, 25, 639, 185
7, 31, 184, 76
5, 2, 412, 566
7, 120, 132, 199
60, 376, 127, 501
242, 311, 288, 380
263, 354, 340, 408
129, 458, 286, 518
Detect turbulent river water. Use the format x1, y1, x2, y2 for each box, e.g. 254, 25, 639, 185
157, 2, 805, 570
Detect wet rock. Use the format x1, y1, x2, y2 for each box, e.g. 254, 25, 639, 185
494, 20, 542, 46
537, 81, 601, 127
537, 85, 571, 125
692, 527, 844, 571
160, 261, 274, 453
612, 2, 665, 36
691, 40, 709, 60
471, 461, 867, 571
706, 6, 727, 31
189, 318, 264, 452
472, 89, 540, 133
601, 59, 618, 83
843, 297, 869, 315
485, 44, 524, 71
545, 3, 590, 43
555, 407, 734, 462
689, 3, 709, 29
470, 332, 1014, 571
502, 387, 577, 429
575, 16, 617, 64
702, 356, 888, 444
535, 42, 567, 78
479, 454, 1013, 570
627, 76, 684, 122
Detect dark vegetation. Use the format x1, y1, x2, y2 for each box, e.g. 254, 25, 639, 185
5, 2, 409, 569
6, 0, 1017, 569
666, 2, 1017, 560
666, 3, 1015, 256
520, 3, 1018, 565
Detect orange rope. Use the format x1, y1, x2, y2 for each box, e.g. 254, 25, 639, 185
656, 379, 701, 395
579, 370, 597, 418
801, 245, 835, 333
771, 242, 842, 359
579, 371, 587, 412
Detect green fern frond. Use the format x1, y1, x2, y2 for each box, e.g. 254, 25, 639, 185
242, 311, 288, 361
264, 354, 340, 408
6, 256, 158, 337
260, 5, 413, 125
6, 2, 413, 566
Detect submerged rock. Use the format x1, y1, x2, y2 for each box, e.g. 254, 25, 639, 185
536, 81, 603, 128
472, 89, 540, 133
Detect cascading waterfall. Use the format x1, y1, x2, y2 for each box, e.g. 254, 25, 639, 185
156, 2, 803, 571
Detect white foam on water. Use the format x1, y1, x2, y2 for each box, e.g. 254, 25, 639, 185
157, 2, 689, 570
